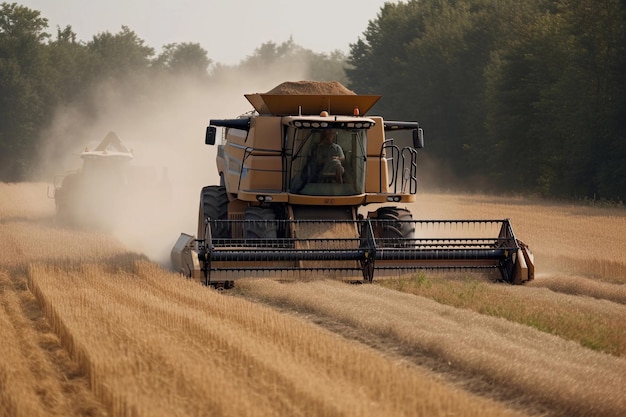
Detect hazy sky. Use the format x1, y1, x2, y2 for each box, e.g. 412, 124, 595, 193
17, 0, 392, 65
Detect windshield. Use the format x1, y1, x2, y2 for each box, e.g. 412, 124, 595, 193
289, 128, 367, 196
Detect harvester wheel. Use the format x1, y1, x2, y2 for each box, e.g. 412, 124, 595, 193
55, 173, 80, 225
370, 207, 415, 247
198, 186, 229, 240
243, 207, 278, 239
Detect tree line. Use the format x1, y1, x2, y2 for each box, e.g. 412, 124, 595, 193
1, 1, 625, 201
348, 0, 626, 201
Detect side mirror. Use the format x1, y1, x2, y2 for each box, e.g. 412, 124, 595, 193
205, 126, 217, 145
413, 128, 424, 149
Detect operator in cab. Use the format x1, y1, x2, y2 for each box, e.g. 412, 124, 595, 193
311, 129, 345, 183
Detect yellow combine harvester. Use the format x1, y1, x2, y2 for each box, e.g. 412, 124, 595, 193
171, 81, 534, 288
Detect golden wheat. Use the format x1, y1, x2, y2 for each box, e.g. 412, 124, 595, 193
379, 273, 626, 356
4, 182, 626, 417
0, 272, 47, 417
26, 262, 525, 417
0, 182, 55, 221
238, 278, 626, 417
0, 270, 105, 417
528, 273, 626, 304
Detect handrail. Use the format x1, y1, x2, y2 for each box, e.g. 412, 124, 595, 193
379, 139, 418, 194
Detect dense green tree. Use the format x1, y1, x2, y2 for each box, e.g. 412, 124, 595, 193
348, 0, 539, 179
348, 0, 625, 200
486, 12, 571, 193
308, 49, 348, 84
46, 25, 93, 104
562, 0, 626, 200
487, 0, 626, 199
76, 26, 155, 121
154, 42, 212, 77
0, 2, 49, 180
228, 37, 348, 83
347, 1, 425, 107
400, 0, 479, 172
87, 26, 153, 80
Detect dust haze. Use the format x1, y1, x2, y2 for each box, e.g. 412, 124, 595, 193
33, 64, 310, 266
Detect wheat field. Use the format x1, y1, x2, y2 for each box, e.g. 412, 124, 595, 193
1, 183, 625, 416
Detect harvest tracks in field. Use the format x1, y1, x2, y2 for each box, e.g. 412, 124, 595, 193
236, 278, 626, 417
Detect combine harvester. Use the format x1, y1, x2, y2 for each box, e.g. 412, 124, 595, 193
171, 81, 534, 288
51, 131, 170, 227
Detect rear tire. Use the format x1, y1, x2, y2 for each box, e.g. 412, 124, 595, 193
198, 186, 229, 240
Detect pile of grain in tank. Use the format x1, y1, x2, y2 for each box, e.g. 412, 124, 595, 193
265, 81, 356, 95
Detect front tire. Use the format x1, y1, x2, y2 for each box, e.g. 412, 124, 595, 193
198, 186, 229, 240
369, 207, 415, 247
243, 206, 278, 239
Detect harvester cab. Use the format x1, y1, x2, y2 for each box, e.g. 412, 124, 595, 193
171, 81, 534, 289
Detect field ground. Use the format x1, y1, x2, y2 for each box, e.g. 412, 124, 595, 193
1, 183, 625, 416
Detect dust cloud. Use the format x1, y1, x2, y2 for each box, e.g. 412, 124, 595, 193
33, 65, 309, 266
